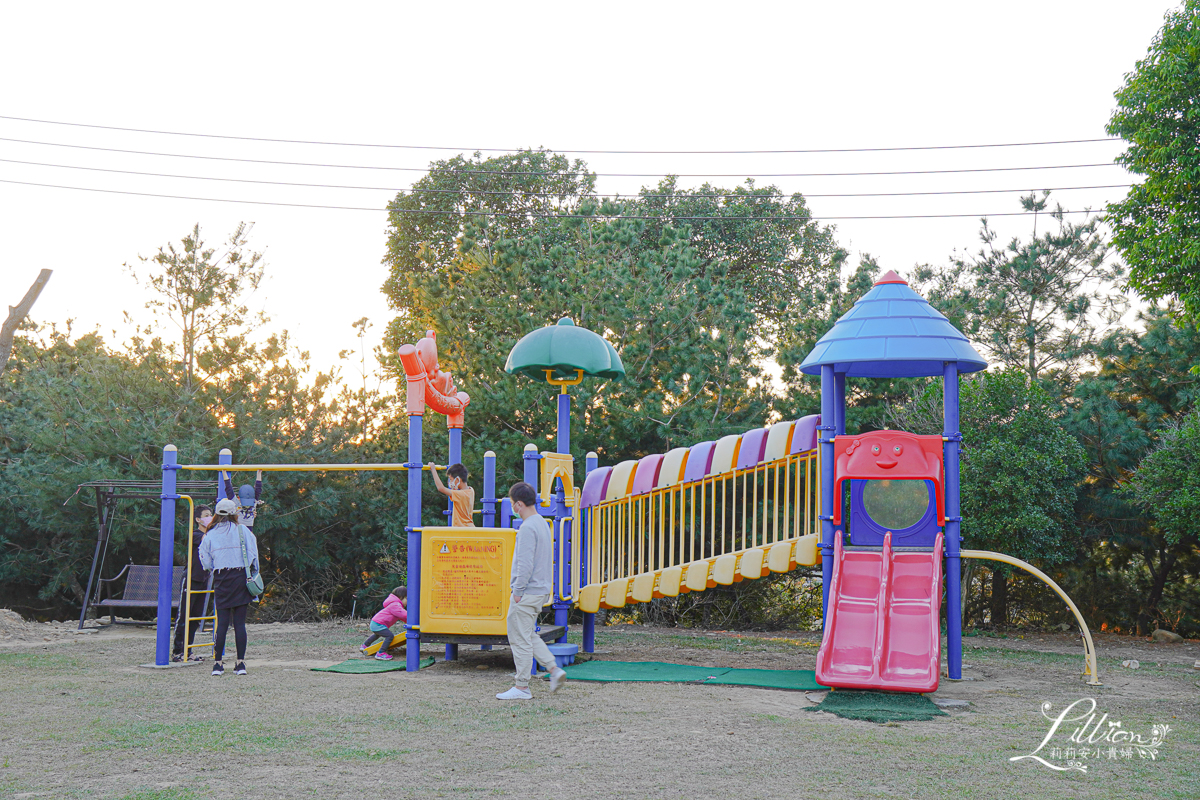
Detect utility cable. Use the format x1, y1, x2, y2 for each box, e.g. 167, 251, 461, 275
0, 156, 1133, 199
0, 136, 1123, 178
0, 176, 1111, 220
0, 114, 1121, 154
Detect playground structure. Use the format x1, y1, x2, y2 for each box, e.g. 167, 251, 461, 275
148, 276, 1101, 688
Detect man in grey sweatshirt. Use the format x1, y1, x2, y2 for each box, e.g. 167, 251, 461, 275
496, 481, 567, 700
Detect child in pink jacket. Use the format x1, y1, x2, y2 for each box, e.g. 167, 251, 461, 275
361, 586, 407, 660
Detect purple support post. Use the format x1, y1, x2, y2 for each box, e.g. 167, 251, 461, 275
445, 426, 462, 662
155, 445, 179, 666
522, 443, 540, 498
834, 373, 847, 437
943, 361, 963, 680
405, 415, 423, 672
218, 449, 232, 501
582, 451, 598, 653
557, 390, 570, 455
482, 450, 496, 528
820, 366, 836, 625
552, 391, 571, 640
480, 448, 497, 651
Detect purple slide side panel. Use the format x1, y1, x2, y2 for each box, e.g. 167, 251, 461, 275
631, 454, 665, 496
681, 441, 717, 483
790, 414, 821, 454
580, 466, 614, 509
735, 428, 770, 470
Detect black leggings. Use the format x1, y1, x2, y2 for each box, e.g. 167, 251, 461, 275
214, 604, 248, 662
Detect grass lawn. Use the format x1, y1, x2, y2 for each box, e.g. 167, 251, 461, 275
1, 621, 1196, 799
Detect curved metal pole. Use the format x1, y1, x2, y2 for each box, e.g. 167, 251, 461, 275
961, 550, 1101, 686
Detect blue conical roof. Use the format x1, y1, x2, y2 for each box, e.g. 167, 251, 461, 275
799, 271, 987, 378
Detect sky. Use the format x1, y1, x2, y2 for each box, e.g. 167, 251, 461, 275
0, 1, 1181, 390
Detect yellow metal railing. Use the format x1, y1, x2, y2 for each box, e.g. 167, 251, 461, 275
180, 495, 216, 660
577, 449, 821, 613
961, 550, 1101, 686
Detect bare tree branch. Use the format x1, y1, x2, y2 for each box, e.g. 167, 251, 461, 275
0, 268, 52, 376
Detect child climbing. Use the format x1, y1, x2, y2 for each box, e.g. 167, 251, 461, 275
361, 586, 407, 660
428, 462, 475, 527
221, 469, 264, 529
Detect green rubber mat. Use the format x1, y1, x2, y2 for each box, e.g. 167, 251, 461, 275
804, 689, 948, 723
562, 660, 821, 691
312, 656, 435, 674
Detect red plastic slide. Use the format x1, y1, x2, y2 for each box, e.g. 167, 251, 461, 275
815, 532, 944, 693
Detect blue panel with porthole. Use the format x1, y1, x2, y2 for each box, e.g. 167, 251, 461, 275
846, 478, 941, 547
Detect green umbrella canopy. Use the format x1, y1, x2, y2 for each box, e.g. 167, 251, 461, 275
504, 317, 625, 383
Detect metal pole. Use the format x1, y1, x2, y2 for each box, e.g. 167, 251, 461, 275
522, 443, 539, 498
78, 487, 108, 630
446, 427, 462, 525
480, 450, 497, 652
583, 451, 598, 653
482, 450, 496, 528
445, 426, 461, 661
557, 389, 570, 455
155, 445, 179, 666
834, 373, 847, 436
820, 366, 835, 625
552, 391, 572, 639
406, 415, 423, 672
218, 449, 233, 499
943, 361, 963, 680
201, 449, 232, 631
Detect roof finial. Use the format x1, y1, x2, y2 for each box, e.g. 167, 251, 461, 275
874, 270, 907, 285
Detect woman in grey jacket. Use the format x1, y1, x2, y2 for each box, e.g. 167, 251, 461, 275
199, 498, 260, 676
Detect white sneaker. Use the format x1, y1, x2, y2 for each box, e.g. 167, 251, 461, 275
496, 686, 532, 701
549, 667, 567, 693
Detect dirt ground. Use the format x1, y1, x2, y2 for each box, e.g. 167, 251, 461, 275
1, 612, 1197, 800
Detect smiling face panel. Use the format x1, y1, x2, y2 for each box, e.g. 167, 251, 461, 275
843, 433, 936, 477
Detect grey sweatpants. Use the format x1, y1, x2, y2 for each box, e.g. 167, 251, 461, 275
507, 593, 558, 689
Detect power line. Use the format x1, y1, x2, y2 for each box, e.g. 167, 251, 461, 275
0, 114, 1121, 154
0, 176, 1111, 220
0, 156, 1134, 199
0, 136, 1124, 178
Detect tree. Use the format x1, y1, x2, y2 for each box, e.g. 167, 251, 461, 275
0, 268, 51, 376
956, 194, 1124, 382
630, 177, 842, 334
405, 210, 771, 487
889, 369, 1086, 625
381, 150, 596, 347
1121, 408, 1200, 630
126, 223, 266, 391
1106, 1, 1200, 318
1063, 306, 1200, 633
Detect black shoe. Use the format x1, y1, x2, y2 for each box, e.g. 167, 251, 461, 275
171, 652, 184, 663
234, 661, 247, 676
211, 661, 224, 676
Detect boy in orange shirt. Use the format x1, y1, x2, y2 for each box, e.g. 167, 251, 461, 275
428, 462, 476, 527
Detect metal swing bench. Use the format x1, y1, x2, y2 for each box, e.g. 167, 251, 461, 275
76, 479, 218, 628
94, 564, 186, 625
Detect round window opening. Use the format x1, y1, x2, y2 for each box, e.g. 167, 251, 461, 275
861, 480, 930, 530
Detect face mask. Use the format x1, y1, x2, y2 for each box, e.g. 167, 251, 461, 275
198, 515, 213, 529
